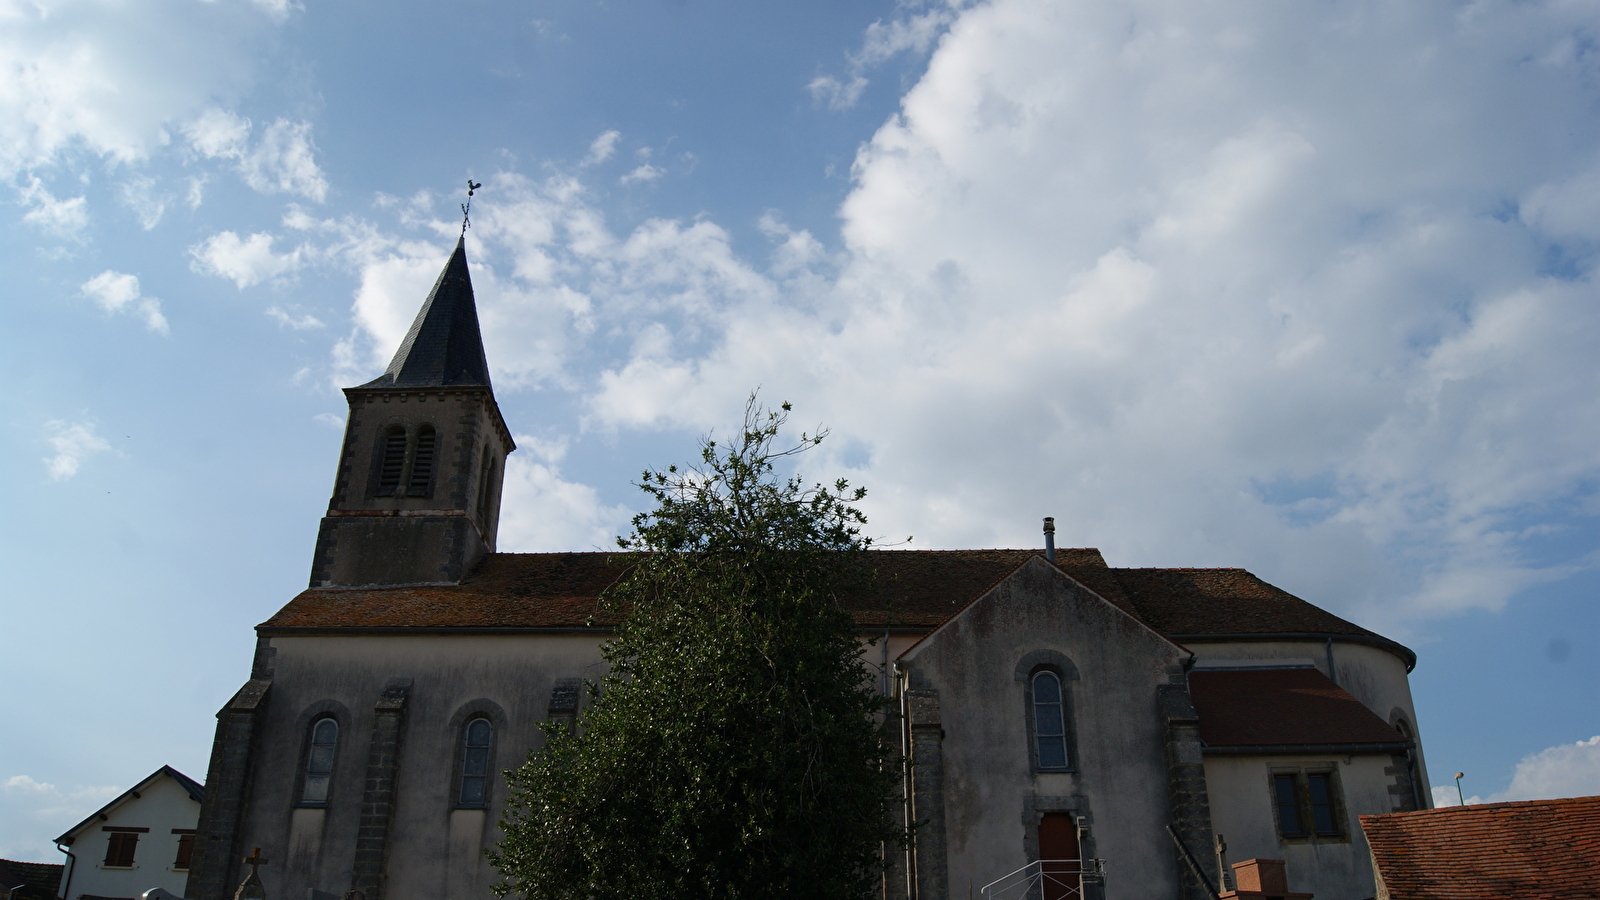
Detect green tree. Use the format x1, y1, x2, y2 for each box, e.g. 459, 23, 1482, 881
490, 398, 903, 900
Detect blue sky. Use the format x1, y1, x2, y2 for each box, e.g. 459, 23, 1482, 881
3, 0, 1599, 861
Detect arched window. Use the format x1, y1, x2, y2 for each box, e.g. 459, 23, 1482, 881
457, 717, 494, 807
1033, 671, 1069, 770
407, 426, 436, 495
378, 426, 407, 496
1394, 716, 1425, 810
301, 717, 339, 804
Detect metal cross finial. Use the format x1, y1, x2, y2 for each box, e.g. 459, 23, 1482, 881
461, 180, 483, 235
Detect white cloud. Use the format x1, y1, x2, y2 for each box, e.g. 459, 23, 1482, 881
855, 7, 956, 66
189, 231, 303, 288
1433, 735, 1600, 807
332, 169, 766, 390
1499, 735, 1600, 802
185, 175, 207, 209
0, 0, 280, 178
183, 108, 251, 159
0, 775, 122, 859
619, 163, 663, 185
117, 176, 166, 229
3, 775, 54, 795
1431, 784, 1478, 808
584, 129, 621, 166
266, 306, 324, 330
18, 176, 87, 236
758, 212, 828, 277
247, 0, 300, 22
42, 419, 111, 481
239, 118, 328, 201
183, 111, 328, 201
577, 0, 1600, 631
810, 4, 957, 110
347, 248, 450, 373
496, 436, 632, 551
78, 270, 169, 333
808, 75, 868, 112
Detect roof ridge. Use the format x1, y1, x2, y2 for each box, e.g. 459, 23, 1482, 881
1109, 566, 1250, 572
1370, 794, 1600, 817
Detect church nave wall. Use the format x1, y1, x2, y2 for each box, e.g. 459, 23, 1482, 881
238, 633, 607, 900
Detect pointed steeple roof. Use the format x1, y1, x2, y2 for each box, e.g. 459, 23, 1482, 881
362, 236, 492, 389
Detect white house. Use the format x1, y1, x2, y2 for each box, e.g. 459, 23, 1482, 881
56, 766, 203, 900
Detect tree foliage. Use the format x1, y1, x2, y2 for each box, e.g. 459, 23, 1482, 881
491, 398, 902, 900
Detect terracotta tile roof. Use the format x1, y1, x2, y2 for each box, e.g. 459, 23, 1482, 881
261, 550, 1400, 659
1188, 668, 1406, 747
1360, 795, 1600, 899
0, 858, 64, 900
267, 552, 627, 630
262, 550, 1111, 631
1109, 568, 1375, 637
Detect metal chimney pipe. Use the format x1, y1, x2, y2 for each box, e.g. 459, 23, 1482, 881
1043, 516, 1057, 563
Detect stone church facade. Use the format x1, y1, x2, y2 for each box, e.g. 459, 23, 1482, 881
187, 240, 1432, 900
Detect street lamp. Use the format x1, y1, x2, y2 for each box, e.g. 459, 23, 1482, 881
1453, 772, 1466, 806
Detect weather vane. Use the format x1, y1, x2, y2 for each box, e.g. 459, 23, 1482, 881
461, 179, 483, 235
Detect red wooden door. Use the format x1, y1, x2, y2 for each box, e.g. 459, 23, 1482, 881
1038, 813, 1081, 900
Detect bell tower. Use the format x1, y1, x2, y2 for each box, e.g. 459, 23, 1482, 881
308, 236, 515, 587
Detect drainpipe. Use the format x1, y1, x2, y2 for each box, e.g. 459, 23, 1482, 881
55, 842, 76, 900
893, 661, 916, 900
1043, 517, 1056, 563
881, 628, 890, 697
1325, 637, 1336, 684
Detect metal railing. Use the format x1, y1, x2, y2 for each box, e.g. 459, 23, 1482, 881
979, 859, 1106, 900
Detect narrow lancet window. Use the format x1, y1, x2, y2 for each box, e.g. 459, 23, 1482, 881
378, 427, 407, 495
408, 426, 436, 495
1033, 671, 1068, 769
458, 718, 493, 806
302, 717, 339, 804
476, 447, 495, 527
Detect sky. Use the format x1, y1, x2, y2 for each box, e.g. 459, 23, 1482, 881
3, 0, 1599, 862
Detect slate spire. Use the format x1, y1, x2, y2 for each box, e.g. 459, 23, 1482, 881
363, 236, 492, 388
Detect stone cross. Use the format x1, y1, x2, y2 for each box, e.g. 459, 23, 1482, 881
233, 847, 268, 900
1214, 833, 1232, 892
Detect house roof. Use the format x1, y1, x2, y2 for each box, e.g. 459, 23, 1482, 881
261, 550, 1409, 661
358, 237, 491, 390
1360, 795, 1600, 900
54, 765, 203, 846
0, 859, 63, 895
1187, 667, 1406, 749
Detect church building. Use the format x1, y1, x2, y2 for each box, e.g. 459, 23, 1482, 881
186, 239, 1433, 900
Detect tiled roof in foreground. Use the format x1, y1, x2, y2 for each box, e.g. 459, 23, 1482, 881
0, 858, 64, 899
1361, 795, 1600, 900
261, 550, 1406, 660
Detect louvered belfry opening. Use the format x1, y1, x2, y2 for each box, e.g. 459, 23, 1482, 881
379, 427, 408, 495
408, 426, 436, 495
